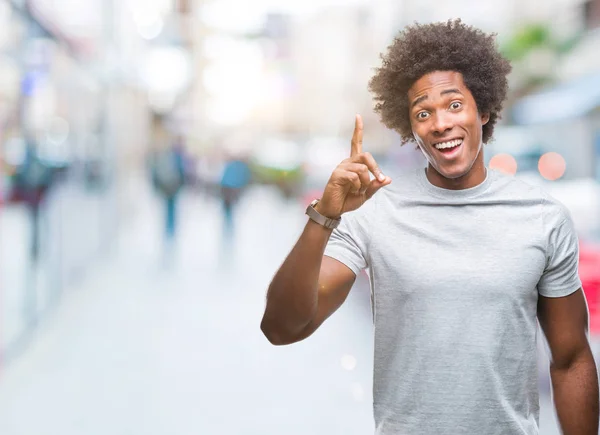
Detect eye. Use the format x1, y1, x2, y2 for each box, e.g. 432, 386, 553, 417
449, 101, 462, 110
416, 111, 430, 120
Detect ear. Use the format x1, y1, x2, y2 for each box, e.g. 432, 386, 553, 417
481, 112, 490, 125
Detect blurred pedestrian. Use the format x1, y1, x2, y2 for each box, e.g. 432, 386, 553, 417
13, 137, 53, 262
150, 134, 187, 244
219, 154, 251, 234
261, 19, 599, 435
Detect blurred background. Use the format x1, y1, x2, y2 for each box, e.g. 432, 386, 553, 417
0, 0, 598, 433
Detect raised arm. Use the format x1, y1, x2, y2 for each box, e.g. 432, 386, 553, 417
260, 115, 391, 345
537, 289, 599, 435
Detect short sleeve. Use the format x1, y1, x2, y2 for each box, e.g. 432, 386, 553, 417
323, 210, 369, 276
537, 207, 582, 298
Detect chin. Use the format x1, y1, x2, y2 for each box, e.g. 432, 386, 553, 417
435, 164, 470, 180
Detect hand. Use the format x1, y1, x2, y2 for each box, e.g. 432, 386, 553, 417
316, 114, 392, 219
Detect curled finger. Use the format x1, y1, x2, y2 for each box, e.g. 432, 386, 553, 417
341, 170, 362, 194
354, 152, 386, 182
341, 162, 370, 194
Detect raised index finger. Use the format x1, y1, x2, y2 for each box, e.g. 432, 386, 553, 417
351, 114, 363, 158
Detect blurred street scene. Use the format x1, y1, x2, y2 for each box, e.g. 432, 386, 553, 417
0, 0, 598, 434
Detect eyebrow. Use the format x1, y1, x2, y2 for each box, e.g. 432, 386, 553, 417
410, 88, 463, 109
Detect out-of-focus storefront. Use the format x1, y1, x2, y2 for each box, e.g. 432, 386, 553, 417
0, 0, 152, 362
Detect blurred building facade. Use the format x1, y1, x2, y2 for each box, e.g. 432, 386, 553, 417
0, 0, 188, 360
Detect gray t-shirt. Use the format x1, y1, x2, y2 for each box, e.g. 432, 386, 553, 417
324, 167, 582, 435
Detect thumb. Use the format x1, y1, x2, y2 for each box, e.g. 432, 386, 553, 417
365, 176, 392, 200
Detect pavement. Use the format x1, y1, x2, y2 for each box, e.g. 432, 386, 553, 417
0, 183, 569, 434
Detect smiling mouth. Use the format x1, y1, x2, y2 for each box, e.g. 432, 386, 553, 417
433, 138, 463, 151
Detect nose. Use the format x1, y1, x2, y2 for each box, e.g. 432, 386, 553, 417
432, 111, 453, 135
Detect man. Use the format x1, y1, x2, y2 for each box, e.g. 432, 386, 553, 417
260, 19, 599, 434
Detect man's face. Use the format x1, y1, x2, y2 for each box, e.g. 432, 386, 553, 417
408, 71, 489, 183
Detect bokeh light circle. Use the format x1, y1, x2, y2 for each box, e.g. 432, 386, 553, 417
341, 354, 357, 371
538, 152, 566, 181
489, 153, 517, 175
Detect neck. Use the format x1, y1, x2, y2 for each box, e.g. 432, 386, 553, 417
426, 157, 487, 190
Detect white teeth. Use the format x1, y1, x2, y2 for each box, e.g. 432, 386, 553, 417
434, 139, 463, 150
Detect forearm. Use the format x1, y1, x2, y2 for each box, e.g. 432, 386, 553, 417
550, 347, 599, 435
261, 220, 332, 344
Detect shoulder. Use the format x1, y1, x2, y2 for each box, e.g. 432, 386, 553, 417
540, 191, 574, 237
487, 169, 545, 198
494, 171, 574, 230
489, 170, 567, 210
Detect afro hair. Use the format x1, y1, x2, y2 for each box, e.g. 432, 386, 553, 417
368, 19, 512, 144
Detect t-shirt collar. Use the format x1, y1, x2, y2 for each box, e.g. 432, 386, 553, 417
417, 166, 493, 199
